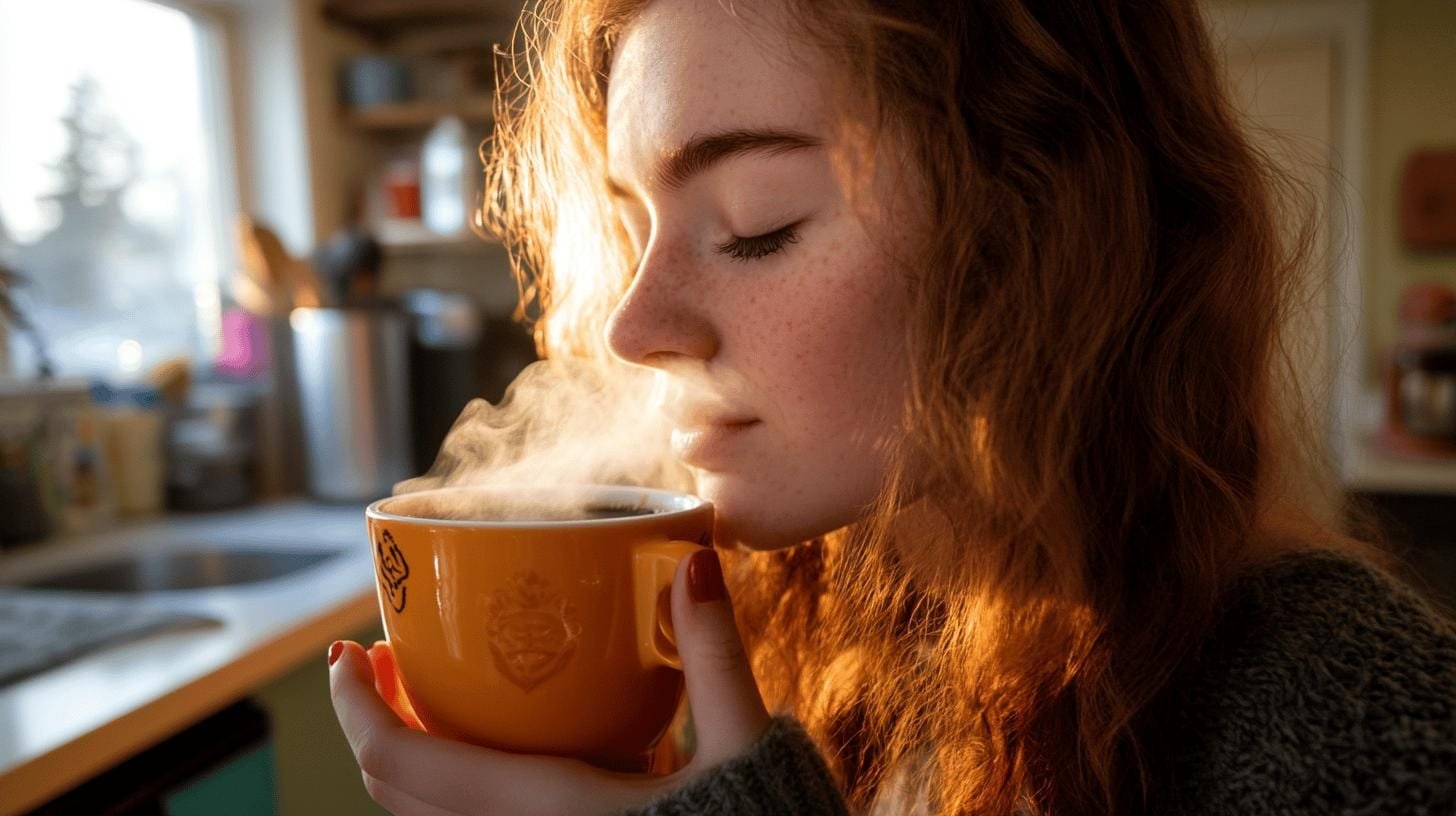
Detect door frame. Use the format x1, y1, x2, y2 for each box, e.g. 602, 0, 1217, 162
1201, 0, 1371, 487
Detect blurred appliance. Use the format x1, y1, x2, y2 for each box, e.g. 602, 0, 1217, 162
165, 382, 259, 512
403, 289, 482, 474
1378, 282, 1456, 458
340, 54, 412, 109
312, 227, 382, 307
290, 306, 412, 501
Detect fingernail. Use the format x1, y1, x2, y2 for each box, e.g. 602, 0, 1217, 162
687, 547, 725, 604
327, 641, 344, 667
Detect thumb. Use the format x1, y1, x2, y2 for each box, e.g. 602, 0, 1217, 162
671, 547, 771, 764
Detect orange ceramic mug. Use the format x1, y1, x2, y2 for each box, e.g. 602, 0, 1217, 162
364, 484, 712, 770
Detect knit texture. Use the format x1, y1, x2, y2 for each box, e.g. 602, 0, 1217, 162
626, 716, 848, 816
624, 550, 1456, 815
1166, 549, 1456, 815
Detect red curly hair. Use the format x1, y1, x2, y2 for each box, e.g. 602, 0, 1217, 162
483, 0, 1389, 812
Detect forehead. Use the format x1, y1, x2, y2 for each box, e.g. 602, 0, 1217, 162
605, 0, 832, 181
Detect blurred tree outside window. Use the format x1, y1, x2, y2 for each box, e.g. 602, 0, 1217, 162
0, 0, 235, 378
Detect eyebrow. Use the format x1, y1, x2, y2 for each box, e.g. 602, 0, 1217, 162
607, 127, 822, 196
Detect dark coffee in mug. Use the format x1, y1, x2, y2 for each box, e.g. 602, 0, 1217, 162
382, 492, 661, 523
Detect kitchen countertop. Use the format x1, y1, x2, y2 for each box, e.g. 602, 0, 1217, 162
0, 500, 378, 816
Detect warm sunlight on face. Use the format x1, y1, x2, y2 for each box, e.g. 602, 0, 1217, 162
603, 0, 926, 550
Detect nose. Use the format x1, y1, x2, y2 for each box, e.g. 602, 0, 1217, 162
604, 240, 718, 367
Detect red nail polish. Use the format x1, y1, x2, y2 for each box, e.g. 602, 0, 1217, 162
328, 641, 344, 666
687, 548, 725, 604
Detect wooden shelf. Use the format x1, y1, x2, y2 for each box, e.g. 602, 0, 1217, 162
323, 0, 502, 39
343, 98, 492, 131
1345, 431, 1456, 495
372, 218, 499, 253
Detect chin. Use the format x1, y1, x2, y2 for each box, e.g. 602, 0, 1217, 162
696, 473, 859, 551
711, 515, 805, 551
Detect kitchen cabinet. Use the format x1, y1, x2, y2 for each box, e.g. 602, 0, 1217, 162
295, 0, 527, 317
0, 502, 377, 815
25, 701, 277, 816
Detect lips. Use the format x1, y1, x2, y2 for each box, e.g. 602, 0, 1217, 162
677, 415, 758, 430
670, 418, 760, 468
664, 402, 757, 429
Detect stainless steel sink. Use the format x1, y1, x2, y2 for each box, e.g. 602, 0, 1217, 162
7, 547, 344, 593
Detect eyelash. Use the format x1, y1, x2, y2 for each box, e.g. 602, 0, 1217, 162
716, 222, 801, 262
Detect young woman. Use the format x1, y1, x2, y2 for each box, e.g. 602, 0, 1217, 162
328, 0, 1456, 813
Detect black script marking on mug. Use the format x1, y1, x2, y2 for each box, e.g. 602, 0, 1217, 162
377, 529, 410, 614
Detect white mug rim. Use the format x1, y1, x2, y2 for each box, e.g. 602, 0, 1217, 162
365, 483, 708, 529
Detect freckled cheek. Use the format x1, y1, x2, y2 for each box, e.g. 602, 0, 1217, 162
737, 252, 904, 439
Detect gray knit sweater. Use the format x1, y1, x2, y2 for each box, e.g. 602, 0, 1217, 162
626, 550, 1456, 815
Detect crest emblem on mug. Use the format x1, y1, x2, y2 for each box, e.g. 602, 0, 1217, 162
486, 571, 582, 692
376, 529, 410, 613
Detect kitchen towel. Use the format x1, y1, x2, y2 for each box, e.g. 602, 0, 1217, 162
0, 592, 221, 687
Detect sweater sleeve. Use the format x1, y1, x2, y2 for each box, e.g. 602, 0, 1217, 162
620, 715, 850, 816
1168, 550, 1456, 816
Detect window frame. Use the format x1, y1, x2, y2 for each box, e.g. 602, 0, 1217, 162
0, 0, 248, 376
152, 0, 250, 364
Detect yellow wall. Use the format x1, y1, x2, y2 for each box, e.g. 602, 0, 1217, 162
1365, 0, 1456, 383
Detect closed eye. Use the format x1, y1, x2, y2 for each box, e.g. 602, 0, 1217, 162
716, 221, 802, 262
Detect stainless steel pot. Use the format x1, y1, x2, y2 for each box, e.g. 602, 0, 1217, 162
289, 307, 413, 502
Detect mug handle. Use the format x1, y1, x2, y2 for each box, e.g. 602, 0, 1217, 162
633, 539, 707, 670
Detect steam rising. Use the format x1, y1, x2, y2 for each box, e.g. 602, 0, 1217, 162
394, 359, 695, 509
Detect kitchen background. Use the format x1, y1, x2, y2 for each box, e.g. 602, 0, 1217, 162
0, 0, 1453, 814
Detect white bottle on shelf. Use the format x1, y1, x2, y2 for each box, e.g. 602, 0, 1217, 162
420, 115, 470, 237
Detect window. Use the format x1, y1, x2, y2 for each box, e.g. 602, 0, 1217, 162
0, 0, 236, 378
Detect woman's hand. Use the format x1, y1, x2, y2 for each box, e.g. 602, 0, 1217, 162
328, 548, 771, 815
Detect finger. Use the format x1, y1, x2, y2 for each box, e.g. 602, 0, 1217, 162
367, 641, 424, 731
671, 547, 771, 764
329, 642, 637, 816
329, 640, 409, 767
361, 771, 463, 816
